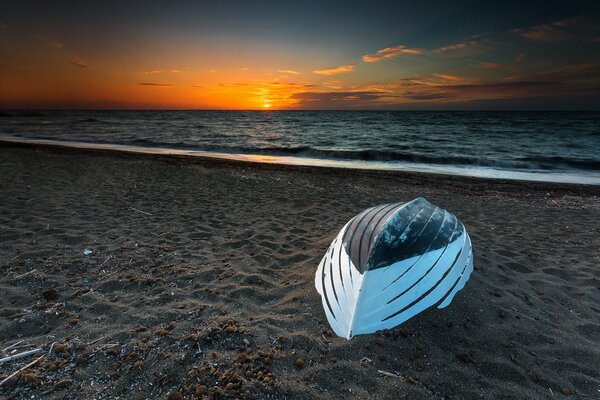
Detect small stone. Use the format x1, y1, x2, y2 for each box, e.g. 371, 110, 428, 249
225, 325, 235, 333
53, 379, 72, 389
375, 337, 385, 347
561, 387, 570, 395
132, 360, 144, 371
53, 343, 68, 354
225, 382, 235, 390
42, 287, 59, 301
69, 318, 80, 325
294, 358, 305, 368
23, 372, 37, 382
528, 372, 539, 383
3, 374, 19, 387
75, 355, 88, 365
167, 390, 183, 400
195, 384, 207, 394
154, 327, 169, 336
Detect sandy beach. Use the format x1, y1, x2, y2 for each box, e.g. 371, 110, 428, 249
1, 142, 599, 399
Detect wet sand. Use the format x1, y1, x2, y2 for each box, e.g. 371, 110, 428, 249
1, 142, 599, 399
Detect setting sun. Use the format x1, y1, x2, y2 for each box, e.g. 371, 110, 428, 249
263, 103, 271, 108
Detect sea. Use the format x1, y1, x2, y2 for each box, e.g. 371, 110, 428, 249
1, 110, 599, 185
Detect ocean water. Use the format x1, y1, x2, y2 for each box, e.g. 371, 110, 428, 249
1, 110, 599, 184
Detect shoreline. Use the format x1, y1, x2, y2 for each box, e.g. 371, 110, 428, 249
2, 137, 600, 193
2, 136, 599, 187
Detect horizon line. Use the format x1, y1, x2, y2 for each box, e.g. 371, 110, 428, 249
2, 108, 599, 112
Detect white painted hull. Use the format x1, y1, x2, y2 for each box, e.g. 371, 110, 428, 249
315, 198, 473, 339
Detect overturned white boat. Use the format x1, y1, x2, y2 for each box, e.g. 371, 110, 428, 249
315, 197, 473, 339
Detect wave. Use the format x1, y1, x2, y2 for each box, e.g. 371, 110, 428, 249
244, 147, 591, 171
515, 155, 600, 171
108, 139, 600, 172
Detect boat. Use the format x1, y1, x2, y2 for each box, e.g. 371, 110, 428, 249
315, 197, 473, 339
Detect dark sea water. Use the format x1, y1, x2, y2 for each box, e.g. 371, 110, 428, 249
1, 110, 599, 184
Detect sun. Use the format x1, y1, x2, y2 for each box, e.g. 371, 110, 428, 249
263, 103, 271, 109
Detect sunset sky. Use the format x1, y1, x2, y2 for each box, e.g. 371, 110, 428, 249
1, 1, 598, 110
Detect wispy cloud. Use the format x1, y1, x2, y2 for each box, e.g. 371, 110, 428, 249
139, 70, 163, 74
313, 65, 354, 75
70, 59, 90, 68
470, 60, 503, 69
398, 80, 561, 103
435, 39, 484, 54
361, 45, 423, 62
32, 34, 64, 49
403, 92, 458, 101
138, 82, 174, 87
432, 74, 463, 82
277, 69, 300, 75
290, 91, 384, 108
513, 17, 581, 42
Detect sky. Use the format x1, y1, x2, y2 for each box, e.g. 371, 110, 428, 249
0, 0, 598, 110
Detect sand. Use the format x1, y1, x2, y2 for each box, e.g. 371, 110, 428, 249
0, 142, 599, 399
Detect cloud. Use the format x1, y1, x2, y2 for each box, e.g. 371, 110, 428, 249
70, 59, 90, 68
277, 69, 300, 75
171, 69, 181, 73
139, 70, 163, 74
432, 74, 463, 82
361, 45, 423, 62
313, 65, 354, 75
399, 80, 561, 102
470, 60, 503, 69
514, 17, 581, 42
403, 92, 458, 101
435, 39, 484, 55
290, 91, 385, 108
32, 34, 64, 49
436, 42, 468, 52
138, 82, 174, 87
469, 53, 527, 70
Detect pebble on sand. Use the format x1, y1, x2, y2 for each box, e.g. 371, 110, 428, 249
166, 390, 182, 400
42, 287, 59, 301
